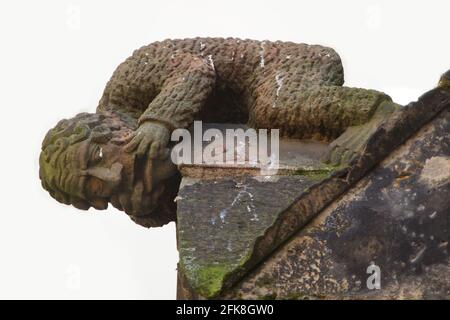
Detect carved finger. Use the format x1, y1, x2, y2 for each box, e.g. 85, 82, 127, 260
143, 158, 154, 193
123, 131, 136, 144
322, 145, 337, 164
341, 149, 355, 165
330, 146, 345, 166
148, 141, 161, 159
136, 137, 151, 157
124, 134, 141, 153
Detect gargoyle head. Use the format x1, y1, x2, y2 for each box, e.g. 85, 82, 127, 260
39, 111, 179, 227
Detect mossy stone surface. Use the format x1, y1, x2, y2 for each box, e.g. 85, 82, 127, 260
177, 175, 324, 298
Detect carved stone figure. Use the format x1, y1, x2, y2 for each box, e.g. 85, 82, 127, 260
39, 38, 399, 227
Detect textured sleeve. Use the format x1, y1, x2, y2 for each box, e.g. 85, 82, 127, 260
138, 54, 216, 130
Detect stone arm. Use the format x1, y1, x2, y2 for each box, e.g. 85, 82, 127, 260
308, 86, 400, 165
125, 55, 216, 158
138, 56, 216, 130
251, 83, 399, 165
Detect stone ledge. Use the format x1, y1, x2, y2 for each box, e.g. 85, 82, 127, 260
223, 107, 450, 299
176, 86, 450, 299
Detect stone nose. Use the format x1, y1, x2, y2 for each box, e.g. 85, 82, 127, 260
86, 162, 123, 184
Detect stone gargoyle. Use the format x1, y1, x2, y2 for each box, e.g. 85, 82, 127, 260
40, 38, 406, 227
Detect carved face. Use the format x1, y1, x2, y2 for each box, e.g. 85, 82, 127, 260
40, 112, 179, 227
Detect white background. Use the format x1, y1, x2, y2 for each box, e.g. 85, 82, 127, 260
0, 0, 448, 299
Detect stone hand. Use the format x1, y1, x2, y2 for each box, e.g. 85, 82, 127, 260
125, 121, 170, 159
322, 101, 400, 166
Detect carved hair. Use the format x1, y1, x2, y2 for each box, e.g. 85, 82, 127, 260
39, 112, 135, 209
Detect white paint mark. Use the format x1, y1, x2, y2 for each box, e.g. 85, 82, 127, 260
207, 54, 215, 70
218, 184, 257, 223
275, 73, 284, 97
219, 209, 227, 223
410, 246, 426, 264
259, 42, 265, 68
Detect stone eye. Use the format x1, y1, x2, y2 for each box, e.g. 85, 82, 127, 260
90, 146, 103, 164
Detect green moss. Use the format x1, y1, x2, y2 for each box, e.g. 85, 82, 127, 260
191, 264, 231, 298
293, 168, 334, 181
